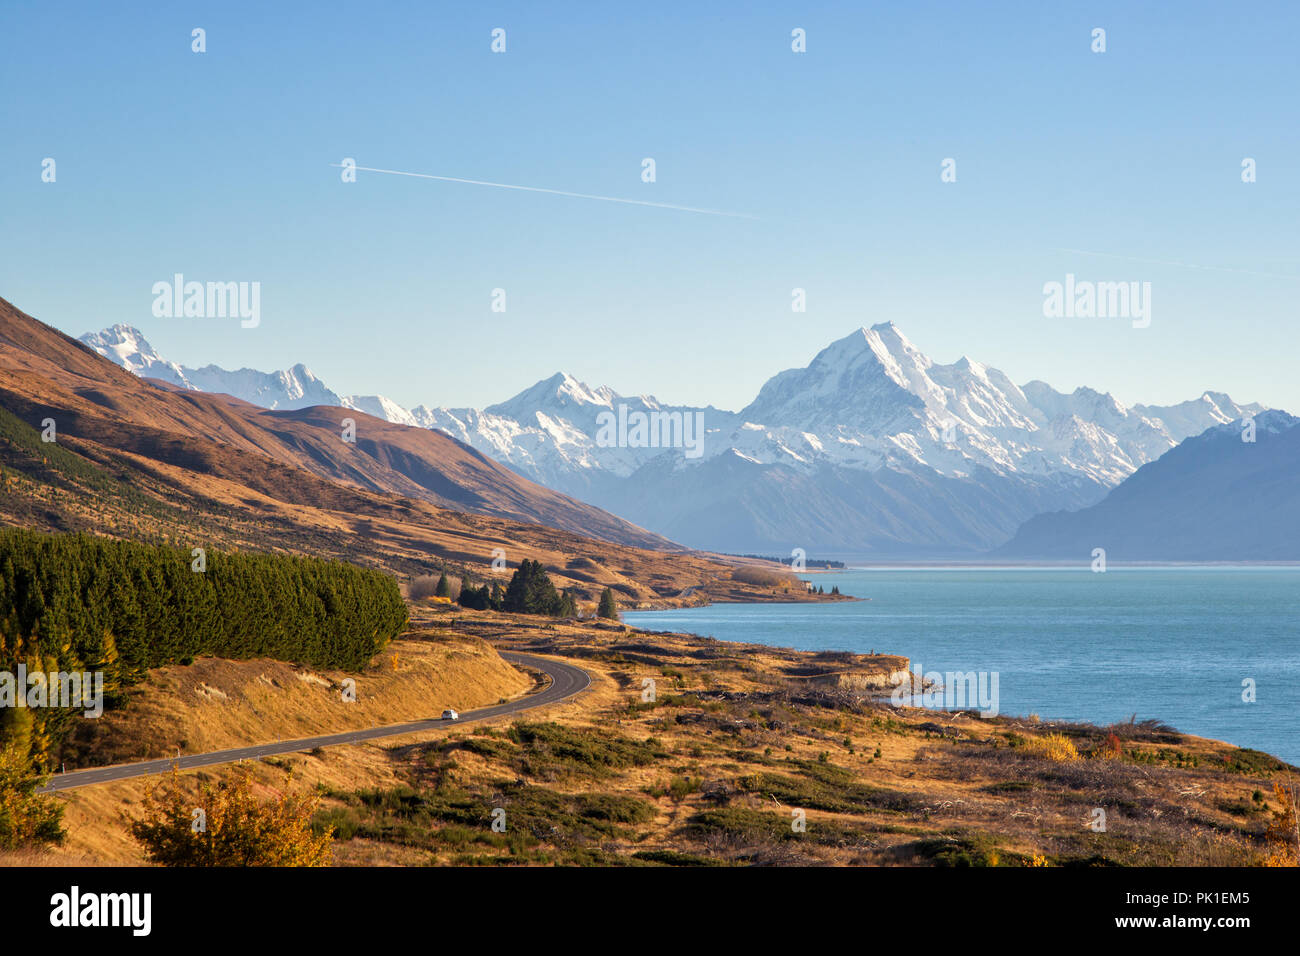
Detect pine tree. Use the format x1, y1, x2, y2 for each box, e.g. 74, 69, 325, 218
435, 572, 451, 599
456, 574, 475, 607
502, 561, 531, 613
558, 589, 577, 618
597, 587, 618, 620
0, 528, 409, 766
503, 560, 562, 615
456, 576, 491, 611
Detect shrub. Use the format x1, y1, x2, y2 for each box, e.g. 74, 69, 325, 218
1026, 733, 1081, 763
131, 767, 333, 866
1264, 782, 1298, 867
632, 849, 725, 866
505, 721, 662, 779
912, 835, 1004, 867
409, 574, 441, 600
668, 776, 702, 801
1221, 748, 1289, 776
731, 566, 800, 588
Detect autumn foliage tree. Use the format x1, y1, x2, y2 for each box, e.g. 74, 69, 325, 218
130, 766, 333, 866
1264, 780, 1299, 867
0, 741, 64, 850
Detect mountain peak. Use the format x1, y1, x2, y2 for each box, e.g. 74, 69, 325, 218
823, 323, 920, 365
81, 324, 341, 408
82, 323, 151, 349
486, 371, 614, 418
287, 362, 322, 381
80, 324, 191, 389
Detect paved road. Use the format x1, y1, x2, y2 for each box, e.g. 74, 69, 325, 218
39, 652, 589, 793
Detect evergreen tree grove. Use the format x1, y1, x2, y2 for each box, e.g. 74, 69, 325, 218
558, 589, 578, 618
456, 576, 492, 611
502, 560, 563, 616
597, 587, 619, 619
0, 529, 408, 765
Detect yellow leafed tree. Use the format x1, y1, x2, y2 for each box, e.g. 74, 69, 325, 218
131, 765, 333, 866
1264, 781, 1299, 867
0, 740, 65, 850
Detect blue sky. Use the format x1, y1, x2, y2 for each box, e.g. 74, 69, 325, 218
2, 1, 1297, 414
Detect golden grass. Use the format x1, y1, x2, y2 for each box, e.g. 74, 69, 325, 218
19, 609, 1292, 868
67, 633, 530, 768
23, 630, 554, 866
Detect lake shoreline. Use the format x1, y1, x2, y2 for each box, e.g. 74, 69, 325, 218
623, 566, 1300, 765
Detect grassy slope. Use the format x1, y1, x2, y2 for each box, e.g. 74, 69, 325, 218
14, 630, 534, 865
0, 399, 834, 610
60, 633, 532, 767
17, 602, 1294, 867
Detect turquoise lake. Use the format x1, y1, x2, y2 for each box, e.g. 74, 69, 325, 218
623, 567, 1300, 764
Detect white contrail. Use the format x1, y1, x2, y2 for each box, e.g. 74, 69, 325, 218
1055, 247, 1297, 280
330, 163, 759, 220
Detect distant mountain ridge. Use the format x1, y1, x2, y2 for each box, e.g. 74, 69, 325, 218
81, 323, 1268, 557
81, 324, 387, 417
996, 409, 1300, 561
0, 306, 671, 551
2, 295, 794, 615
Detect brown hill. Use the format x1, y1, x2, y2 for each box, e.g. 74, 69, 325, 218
0, 294, 825, 607
0, 295, 666, 549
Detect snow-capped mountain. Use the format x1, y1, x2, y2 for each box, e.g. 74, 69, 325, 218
343, 394, 423, 427
81, 323, 1266, 557
445, 329, 1249, 481
409, 374, 735, 490
81, 325, 343, 411
80, 324, 193, 390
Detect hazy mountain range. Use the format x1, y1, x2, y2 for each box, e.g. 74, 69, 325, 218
1, 295, 769, 612
82, 323, 1269, 557
997, 409, 1300, 561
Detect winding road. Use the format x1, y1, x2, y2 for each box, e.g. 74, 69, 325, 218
39, 651, 589, 794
